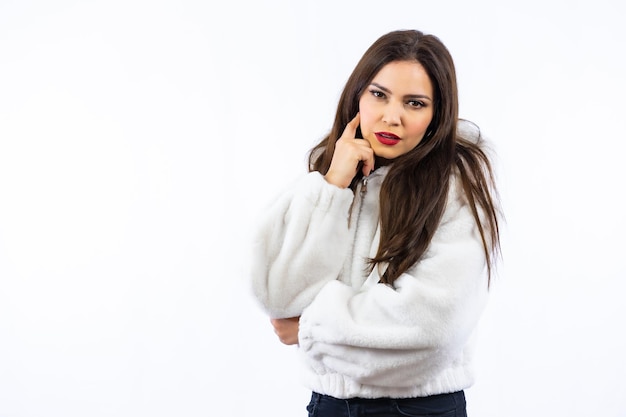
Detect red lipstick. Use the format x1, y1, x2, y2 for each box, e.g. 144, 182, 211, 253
375, 132, 400, 146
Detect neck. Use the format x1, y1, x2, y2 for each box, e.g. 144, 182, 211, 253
375, 156, 394, 168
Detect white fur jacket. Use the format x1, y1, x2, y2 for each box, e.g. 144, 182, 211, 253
250, 165, 489, 399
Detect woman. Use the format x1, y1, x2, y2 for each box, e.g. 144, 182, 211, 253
250, 29, 501, 416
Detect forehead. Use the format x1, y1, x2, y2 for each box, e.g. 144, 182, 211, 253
372, 60, 433, 94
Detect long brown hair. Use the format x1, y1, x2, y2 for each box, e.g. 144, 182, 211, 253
308, 30, 501, 286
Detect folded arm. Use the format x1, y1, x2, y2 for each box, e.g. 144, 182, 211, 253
297, 185, 490, 388
250, 172, 355, 318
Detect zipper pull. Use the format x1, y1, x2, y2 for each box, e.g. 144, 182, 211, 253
360, 176, 368, 197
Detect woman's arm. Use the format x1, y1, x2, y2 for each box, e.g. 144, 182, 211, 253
297, 181, 490, 388
250, 172, 355, 318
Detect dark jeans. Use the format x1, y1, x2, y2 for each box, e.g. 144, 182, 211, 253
306, 391, 467, 417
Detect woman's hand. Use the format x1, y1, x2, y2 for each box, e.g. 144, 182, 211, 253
270, 317, 300, 345
324, 113, 374, 188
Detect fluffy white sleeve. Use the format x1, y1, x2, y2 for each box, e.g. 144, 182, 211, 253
250, 172, 355, 318
297, 181, 490, 389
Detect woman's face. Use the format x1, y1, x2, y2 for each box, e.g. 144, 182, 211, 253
358, 60, 434, 160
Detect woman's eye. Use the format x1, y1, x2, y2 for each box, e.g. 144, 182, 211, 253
370, 89, 385, 99
408, 100, 425, 108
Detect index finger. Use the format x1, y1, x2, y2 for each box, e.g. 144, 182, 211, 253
340, 113, 361, 140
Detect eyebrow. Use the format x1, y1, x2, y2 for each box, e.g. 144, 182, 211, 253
370, 82, 433, 102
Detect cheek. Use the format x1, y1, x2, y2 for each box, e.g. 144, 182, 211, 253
405, 115, 432, 137
358, 101, 376, 134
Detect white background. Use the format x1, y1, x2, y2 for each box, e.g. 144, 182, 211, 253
1, 0, 625, 416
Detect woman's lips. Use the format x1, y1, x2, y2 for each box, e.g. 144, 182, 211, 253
375, 132, 400, 146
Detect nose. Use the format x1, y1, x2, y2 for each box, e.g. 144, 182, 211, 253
382, 103, 402, 126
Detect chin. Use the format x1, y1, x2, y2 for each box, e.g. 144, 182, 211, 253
373, 155, 395, 167
374, 149, 401, 160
